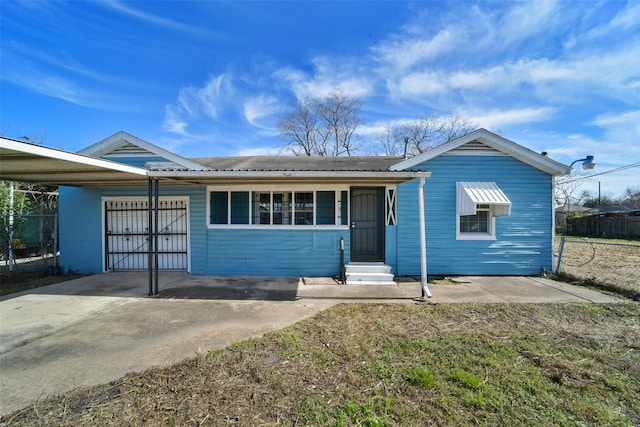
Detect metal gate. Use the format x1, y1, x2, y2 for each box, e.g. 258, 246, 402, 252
105, 199, 188, 271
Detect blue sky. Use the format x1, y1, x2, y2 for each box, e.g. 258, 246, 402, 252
1, 0, 639, 199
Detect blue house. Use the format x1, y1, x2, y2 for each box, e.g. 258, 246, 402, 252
54, 128, 569, 283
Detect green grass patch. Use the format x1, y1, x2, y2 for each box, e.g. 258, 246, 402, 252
405, 365, 437, 389
3, 303, 639, 426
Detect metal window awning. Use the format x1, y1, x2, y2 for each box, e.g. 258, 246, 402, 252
457, 181, 512, 216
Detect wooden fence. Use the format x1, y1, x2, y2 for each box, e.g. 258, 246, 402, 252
566, 215, 640, 240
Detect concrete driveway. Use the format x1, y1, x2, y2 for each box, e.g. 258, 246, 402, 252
0, 272, 621, 415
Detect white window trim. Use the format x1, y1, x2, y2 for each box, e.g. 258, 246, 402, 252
207, 184, 349, 230
456, 204, 497, 241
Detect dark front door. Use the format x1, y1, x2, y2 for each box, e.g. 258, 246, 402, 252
350, 187, 385, 262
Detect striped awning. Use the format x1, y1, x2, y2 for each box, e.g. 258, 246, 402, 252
457, 181, 512, 217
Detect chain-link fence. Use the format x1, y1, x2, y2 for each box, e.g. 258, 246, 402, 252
1, 213, 59, 275
555, 236, 640, 299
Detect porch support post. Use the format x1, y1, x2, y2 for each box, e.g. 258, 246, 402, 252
148, 178, 153, 296
154, 179, 159, 295
418, 177, 431, 298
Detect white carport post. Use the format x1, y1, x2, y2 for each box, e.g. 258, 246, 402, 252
418, 177, 431, 298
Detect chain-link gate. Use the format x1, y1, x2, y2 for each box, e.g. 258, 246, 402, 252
1, 213, 58, 274
105, 200, 188, 271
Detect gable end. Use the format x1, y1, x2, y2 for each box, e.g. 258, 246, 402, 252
391, 128, 570, 175
78, 131, 209, 171
102, 142, 162, 158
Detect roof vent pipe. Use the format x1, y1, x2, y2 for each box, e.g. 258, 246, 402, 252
403, 137, 409, 159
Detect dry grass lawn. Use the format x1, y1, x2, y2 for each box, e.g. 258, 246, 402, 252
556, 238, 640, 299
2, 303, 639, 426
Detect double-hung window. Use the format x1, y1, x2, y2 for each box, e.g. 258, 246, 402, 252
459, 204, 491, 235
209, 188, 348, 227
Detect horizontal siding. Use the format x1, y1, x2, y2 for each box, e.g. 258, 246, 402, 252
60, 185, 207, 274
385, 226, 398, 274
206, 228, 349, 276
59, 187, 104, 273
101, 186, 208, 274
398, 155, 554, 276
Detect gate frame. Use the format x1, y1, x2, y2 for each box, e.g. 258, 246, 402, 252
101, 195, 191, 275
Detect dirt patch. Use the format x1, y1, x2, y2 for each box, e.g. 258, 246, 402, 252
0, 271, 86, 296
2, 302, 639, 426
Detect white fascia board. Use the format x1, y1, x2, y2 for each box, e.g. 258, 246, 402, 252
149, 170, 431, 180
79, 131, 209, 171
0, 137, 149, 176
390, 128, 571, 176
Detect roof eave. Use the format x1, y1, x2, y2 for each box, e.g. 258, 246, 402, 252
390, 128, 571, 175
149, 170, 431, 185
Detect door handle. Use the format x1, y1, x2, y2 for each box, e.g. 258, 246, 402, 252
351, 221, 356, 228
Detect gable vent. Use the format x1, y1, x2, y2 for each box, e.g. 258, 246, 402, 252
445, 140, 504, 156
104, 142, 157, 157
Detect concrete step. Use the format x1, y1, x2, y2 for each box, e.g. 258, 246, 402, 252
345, 263, 392, 274
346, 272, 395, 285
344, 263, 395, 285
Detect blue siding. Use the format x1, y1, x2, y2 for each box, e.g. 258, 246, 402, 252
385, 225, 398, 274
206, 228, 349, 276
397, 155, 554, 276
59, 185, 207, 274
59, 187, 104, 273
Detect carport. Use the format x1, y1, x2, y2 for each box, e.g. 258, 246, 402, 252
0, 136, 165, 295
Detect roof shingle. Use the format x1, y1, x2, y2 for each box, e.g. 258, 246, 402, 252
188, 156, 403, 172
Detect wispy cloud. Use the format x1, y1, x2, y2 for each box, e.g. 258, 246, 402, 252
163, 105, 189, 136
101, 0, 210, 35
465, 107, 557, 130
593, 110, 640, 128
276, 56, 374, 100
372, 28, 457, 74
243, 95, 280, 128
0, 56, 126, 110
164, 73, 235, 135
591, 110, 640, 165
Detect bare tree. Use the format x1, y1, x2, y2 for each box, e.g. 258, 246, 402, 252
279, 89, 361, 156
375, 111, 477, 157
315, 89, 361, 156
278, 98, 321, 156
401, 111, 476, 155
374, 122, 405, 156
622, 186, 640, 208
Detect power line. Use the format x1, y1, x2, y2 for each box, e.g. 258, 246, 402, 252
560, 162, 640, 184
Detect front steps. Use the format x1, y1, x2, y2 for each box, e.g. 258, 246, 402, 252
345, 263, 395, 285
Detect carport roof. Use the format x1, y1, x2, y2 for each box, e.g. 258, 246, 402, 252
0, 136, 149, 187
